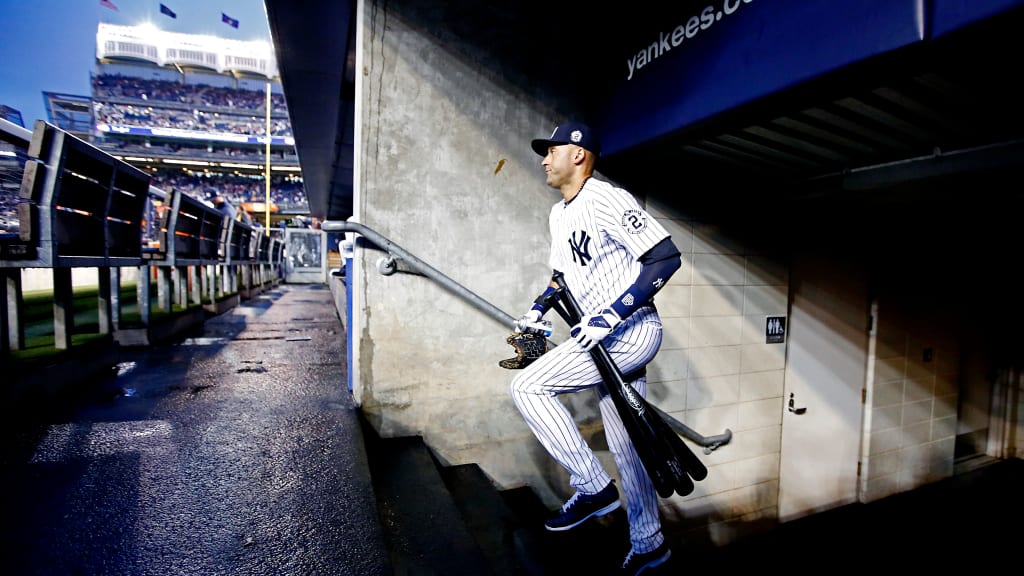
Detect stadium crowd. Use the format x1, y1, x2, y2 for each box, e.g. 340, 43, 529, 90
150, 172, 306, 211
94, 102, 292, 137
1, 194, 18, 234
92, 74, 288, 113
100, 139, 298, 163
1, 73, 308, 236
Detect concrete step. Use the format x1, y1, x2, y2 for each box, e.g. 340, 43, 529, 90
437, 464, 535, 576
361, 418, 494, 575
363, 413, 686, 575
497, 484, 635, 575
363, 423, 1024, 573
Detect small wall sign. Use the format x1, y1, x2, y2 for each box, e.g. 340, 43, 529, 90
766, 316, 786, 344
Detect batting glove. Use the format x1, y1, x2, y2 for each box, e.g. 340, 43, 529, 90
570, 308, 621, 351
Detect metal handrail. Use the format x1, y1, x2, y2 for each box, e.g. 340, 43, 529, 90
321, 220, 732, 453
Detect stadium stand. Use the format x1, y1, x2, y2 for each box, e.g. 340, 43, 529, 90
43, 23, 312, 229
2, 22, 300, 404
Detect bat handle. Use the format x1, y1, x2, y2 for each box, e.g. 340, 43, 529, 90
551, 272, 627, 384
550, 272, 584, 321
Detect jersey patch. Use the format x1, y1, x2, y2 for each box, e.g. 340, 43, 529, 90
621, 209, 647, 234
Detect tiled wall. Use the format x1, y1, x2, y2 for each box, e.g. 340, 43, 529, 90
646, 198, 788, 543
861, 304, 959, 502
635, 195, 989, 544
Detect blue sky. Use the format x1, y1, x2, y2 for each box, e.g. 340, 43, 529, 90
0, 0, 272, 127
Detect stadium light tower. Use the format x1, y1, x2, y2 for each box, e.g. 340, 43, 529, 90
265, 83, 271, 228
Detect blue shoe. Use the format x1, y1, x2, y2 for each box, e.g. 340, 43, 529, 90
544, 481, 620, 531
620, 542, 671, 575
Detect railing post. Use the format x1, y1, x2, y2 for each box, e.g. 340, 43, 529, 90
2, 268, 24, 351
97, 265, 112, 335
137, 264, 151, 326
52, 267, 73, 350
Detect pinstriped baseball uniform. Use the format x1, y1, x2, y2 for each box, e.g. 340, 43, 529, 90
510, 176, 669, 554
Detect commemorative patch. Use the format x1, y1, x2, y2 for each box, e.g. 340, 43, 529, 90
621, 209, 647, 234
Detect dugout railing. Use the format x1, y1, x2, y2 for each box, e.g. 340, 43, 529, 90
1, 120, 285, 357
1, 120, 151, 353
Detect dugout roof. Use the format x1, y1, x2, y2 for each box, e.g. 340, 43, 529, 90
265, 0, 1024, 221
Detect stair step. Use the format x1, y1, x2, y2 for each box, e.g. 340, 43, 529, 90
362, 421, 492, 575
499, 486, 633, 574
362, 410, 684, 575
439, 464, 533, 576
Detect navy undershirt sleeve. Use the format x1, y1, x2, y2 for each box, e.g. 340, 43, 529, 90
609, 237, 681, 319
530, 285, 557, 314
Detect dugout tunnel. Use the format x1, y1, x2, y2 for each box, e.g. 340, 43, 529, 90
264, 0, 1024, 536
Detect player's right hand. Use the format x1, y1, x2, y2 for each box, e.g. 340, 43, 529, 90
569, 308, 620, 351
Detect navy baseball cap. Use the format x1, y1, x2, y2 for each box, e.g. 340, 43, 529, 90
531, 122, 601, 156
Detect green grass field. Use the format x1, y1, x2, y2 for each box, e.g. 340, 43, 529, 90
8, 282, 220, 364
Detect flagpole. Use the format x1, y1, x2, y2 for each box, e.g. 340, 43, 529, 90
265, 82, 271, 229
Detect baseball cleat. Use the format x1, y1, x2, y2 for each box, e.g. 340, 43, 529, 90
620, 541, 671, 575
544, 480, 620, 531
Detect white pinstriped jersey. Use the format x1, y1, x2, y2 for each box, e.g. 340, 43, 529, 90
548, 177, 670, 315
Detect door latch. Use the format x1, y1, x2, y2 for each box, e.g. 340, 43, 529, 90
788, 392, 807, 415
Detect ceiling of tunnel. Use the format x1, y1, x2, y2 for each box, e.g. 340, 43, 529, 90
603, 11, 1024, 206
264, 2, 1024, 222
264, 0, 356, 222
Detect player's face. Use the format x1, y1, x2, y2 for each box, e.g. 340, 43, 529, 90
541, 144, 577, 189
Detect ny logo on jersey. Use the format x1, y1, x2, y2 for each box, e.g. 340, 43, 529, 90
568, 231, 593, 266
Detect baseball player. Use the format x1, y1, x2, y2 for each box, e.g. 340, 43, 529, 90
510, 121, 681, 575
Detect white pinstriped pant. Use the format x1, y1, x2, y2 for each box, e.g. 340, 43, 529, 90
510, 305, 665, 553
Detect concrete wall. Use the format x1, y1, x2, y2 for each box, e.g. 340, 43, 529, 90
636, 199, 790, 543
353, 0, 573, 506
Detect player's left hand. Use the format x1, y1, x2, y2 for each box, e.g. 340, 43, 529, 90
570, 308, 621, 351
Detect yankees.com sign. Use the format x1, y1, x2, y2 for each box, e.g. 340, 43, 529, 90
625, 0, 756, 81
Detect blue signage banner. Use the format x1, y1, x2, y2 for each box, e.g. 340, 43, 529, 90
595, 0, 1023, 157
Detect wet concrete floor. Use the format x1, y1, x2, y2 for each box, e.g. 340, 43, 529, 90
5, 284, 391, 576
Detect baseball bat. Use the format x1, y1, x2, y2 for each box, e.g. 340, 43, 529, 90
547, 272, 706, 497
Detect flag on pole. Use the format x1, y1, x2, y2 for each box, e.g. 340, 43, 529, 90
222, 13, 239, 28
160, 4, 177, 19
100, 0, 119, 11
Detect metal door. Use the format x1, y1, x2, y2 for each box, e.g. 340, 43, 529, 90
778, 252, 868, 521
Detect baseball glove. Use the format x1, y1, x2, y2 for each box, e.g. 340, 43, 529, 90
499, 332, 550, 369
